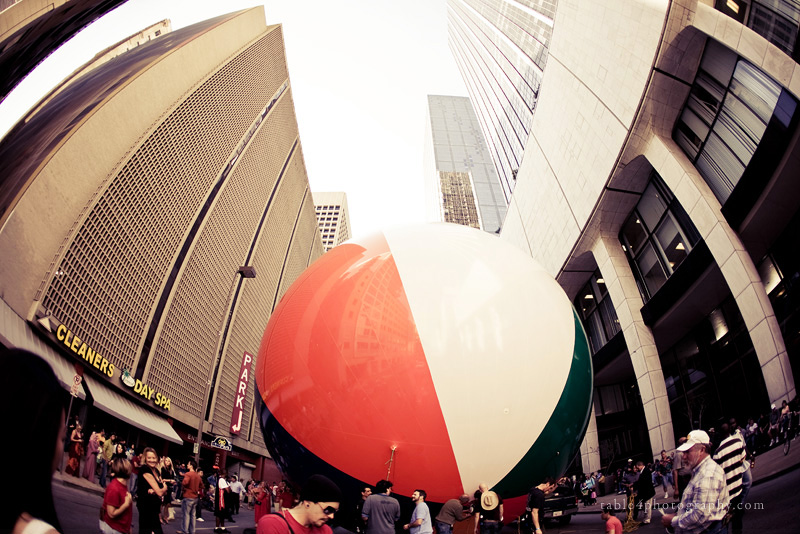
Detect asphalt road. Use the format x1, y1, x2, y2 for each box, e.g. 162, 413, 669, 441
53, 467, 800, 533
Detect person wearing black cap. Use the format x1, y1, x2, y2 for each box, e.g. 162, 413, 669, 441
257, 474, 342, 534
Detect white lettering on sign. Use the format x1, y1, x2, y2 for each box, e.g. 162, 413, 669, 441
230, 351, 253, 435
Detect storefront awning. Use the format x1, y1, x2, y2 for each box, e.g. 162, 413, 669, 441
0, 298, 86, 399
82, 375, 183, 444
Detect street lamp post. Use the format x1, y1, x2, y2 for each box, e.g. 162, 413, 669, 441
194, 265, 256, 466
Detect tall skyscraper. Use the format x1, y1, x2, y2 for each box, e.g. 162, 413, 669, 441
450, 0, 800, 477
424, 95, 507, 233
0, 7, 320, 480
313, 192, 352, 251
446, 0, 556, 202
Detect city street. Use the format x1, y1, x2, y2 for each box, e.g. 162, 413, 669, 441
53, 465, 800, 533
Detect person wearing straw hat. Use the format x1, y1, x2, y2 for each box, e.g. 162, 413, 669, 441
473, 484, 503, 534
661, 430, 729, 534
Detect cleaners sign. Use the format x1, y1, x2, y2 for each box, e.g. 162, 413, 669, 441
230, 351, 253, 435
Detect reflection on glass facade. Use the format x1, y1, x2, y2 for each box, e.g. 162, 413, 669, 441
447, 0, 556, 201
757, 208, 800, 388
574, 270, 621, 354
619, 171, 701, 302
673, 39, 798, 204
660, 296, 769, 437
426, 95, 508, 233
715, 0, 800, 60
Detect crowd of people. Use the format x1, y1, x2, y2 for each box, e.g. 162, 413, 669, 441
5, 345, 798, 534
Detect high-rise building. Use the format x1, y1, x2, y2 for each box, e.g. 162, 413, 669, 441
446, 0, 556, 202
424, 95, 507, 233
453, 0, 800, 474
0, 7, 322, 479
313, 192, 352, 251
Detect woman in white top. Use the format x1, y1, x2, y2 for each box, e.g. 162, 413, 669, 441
0, 348, 66, 534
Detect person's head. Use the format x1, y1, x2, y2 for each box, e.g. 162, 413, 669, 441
539, 476, 557, 493
601, 504, 615, 520
361, 485, 372, 500
115, 443, 124, 453
677, 430, 712, 469
635, 461, 645, 471
187, 459, 197, 471
477, 483, 488, 493
219, 469, 227, 478
375, 479, 393, 494
459, 494, 470, 505
299, 475, 342, 527
660, 449, 667, 458
411, 489, 426, 503
164, 457, 173, 468
0, 348, 65, 532
142, 447, 159, 468
111, 458, 132, 480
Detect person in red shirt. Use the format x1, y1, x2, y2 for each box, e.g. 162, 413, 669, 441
601, 504, 622, 534
100, 458, 133, 534
257, 475, 342, 534
181, 459, 203, 534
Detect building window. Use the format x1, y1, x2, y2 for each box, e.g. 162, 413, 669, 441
674, 39, 798, 204
659, 295, 768, 437
574, 270, 621, 354
715, 0, 800, 60
619, 172, 701, 302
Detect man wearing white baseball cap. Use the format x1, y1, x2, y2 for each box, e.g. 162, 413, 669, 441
661, 430, 730, 534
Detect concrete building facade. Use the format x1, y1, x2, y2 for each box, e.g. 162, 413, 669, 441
0, 7, 322, 479
424, 95, 507, 233
453, 0, 800, 473
312, 192, 352, 251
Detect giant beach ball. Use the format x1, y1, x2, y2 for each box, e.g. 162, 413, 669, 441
255, 223, 592, 511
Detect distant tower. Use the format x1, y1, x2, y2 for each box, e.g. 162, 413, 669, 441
424, 95, 506, 234
313, 192, 352, 251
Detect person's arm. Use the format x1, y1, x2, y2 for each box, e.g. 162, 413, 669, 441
404, 518, 424, 530
531, 507, 542, 533
498, 504, 503, 524
106, 492, 133, 519
142, 469, 167, 497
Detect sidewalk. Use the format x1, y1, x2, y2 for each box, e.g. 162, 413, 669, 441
574, 438, 800, 515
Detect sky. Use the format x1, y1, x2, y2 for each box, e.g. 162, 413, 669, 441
0, 0, 468, 236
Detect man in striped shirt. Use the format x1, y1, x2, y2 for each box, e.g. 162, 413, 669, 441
661, 430, 729, 534
714, 423, 746, 534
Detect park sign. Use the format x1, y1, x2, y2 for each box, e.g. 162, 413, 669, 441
230, 351, 253, 435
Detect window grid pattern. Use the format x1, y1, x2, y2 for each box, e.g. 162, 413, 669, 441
448, 0, 556, 200
208, 152, 311, 430
151, 90, 298, 415
41, 27, 288, 380
673, 40, 787, 204
619, 172, 701, 303
439, 171, 482, 229
574, 270, 621, 355
314, 202, 350, 252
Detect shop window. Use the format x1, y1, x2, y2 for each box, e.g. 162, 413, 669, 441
619, 172, 701, 302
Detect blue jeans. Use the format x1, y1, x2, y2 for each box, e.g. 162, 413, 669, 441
99, 457, 108, 488
182, 497, 198, 534
436, 521, 453, 534
480, 520, 502, 534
